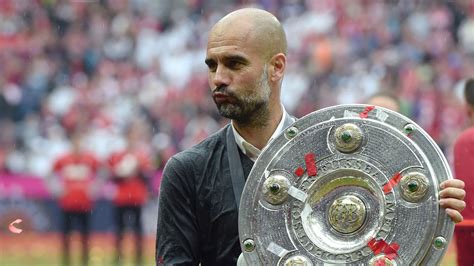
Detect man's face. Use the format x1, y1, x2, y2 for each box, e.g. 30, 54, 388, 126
205, 26, 272, 125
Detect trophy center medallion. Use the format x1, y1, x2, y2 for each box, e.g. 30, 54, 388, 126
328, 195, 366, 234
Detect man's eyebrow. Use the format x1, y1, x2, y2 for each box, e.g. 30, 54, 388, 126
225, 55, 248, 63
205, 55, 248, 65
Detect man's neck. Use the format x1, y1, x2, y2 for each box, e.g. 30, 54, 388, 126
233, 104, 283, 150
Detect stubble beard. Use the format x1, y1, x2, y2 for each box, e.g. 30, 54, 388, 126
215, 69, 271, 128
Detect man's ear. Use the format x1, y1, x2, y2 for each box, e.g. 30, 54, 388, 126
468, 105, 474, 119
269, 53, 286, 82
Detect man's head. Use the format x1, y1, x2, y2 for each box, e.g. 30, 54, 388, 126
205, 8, 287, 127
464, 78, 474, 124
366, 90, 401, 113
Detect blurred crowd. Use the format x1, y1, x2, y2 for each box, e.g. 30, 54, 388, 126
1, 0, 474, 179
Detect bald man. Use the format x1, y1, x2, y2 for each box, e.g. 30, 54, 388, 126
156, 8, 295, 265
156, 8, 466, 265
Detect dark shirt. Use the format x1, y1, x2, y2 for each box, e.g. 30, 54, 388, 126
156, 125, 253, 265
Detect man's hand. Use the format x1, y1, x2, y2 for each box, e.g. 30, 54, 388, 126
439, 179, 466, 223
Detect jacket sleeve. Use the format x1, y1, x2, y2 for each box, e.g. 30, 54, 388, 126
156, 156, 200, 265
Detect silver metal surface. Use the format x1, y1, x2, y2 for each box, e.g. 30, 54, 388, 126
239, 104, 454, 265
328, 194, 367, 234
284, 255, 313, 266
263, 174, 292, 205
399, 172, 429, 202
334, 123, 363, 153
369, 255, 397, 266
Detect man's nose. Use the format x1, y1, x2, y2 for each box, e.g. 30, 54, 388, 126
212, 66, 230, 88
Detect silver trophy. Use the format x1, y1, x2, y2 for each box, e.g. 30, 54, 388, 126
238, 104, 454, 265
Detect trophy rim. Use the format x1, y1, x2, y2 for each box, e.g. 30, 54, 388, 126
239, 104, 454, 265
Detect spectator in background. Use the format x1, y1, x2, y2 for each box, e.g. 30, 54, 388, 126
452, 78, 474, 266
49, 128, 102, 266
107, 120, 154, 266
366, 90, 401, 113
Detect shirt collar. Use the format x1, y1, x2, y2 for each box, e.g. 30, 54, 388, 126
232, 105, 293, 162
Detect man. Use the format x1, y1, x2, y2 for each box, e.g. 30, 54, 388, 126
108, 123, 153, 266
366, 90, 401, 113
453, 78, 474, 266
50, 129, 101, 266
156, 8, 466, 265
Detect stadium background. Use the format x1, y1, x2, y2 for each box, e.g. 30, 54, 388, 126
1, 0, 473, 265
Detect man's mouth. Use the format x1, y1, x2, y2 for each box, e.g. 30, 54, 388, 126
213, 92, 232, 103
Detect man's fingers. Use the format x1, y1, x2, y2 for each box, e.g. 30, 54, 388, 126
440, 179, 465, 189
439, 198, 466, 212
444, 208, 464, 224
439, 187, 466, 200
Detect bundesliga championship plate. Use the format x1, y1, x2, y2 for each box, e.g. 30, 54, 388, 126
238, 104, 454, 265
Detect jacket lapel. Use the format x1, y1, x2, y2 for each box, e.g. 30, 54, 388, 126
225, 114, 296, 209
226, 125, 246, 209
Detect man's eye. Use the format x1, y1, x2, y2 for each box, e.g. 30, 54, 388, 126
228, 61, 243, 69
207, 63, 217, 72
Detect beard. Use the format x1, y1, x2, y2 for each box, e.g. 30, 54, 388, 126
213, 68, 271, 127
